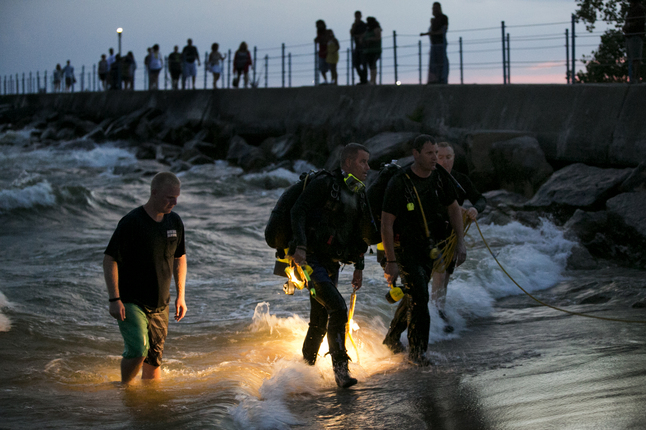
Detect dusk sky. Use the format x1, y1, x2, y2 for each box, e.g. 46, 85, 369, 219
1, 0, 612, 89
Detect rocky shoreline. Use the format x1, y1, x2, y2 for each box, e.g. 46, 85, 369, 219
0, 91, 644, 270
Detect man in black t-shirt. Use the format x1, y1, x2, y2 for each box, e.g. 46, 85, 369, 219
104, 172, 187, 384
182, 38, 201, 89
381, 134, 465, 366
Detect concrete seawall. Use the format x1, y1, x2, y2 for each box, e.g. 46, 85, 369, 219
2, 84, 645, 167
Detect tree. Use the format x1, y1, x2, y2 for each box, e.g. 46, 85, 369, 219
575, 0, 645, 82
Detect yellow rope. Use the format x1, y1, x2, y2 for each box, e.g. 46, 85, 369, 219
474, 219, 646, 324
433, 212, 472, 273
345, 289, 360, 364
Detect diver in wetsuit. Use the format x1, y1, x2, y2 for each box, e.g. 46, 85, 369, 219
290, 143, 371, 388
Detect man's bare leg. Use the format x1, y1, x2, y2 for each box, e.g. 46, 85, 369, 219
121, 357, 145, 384
142, 362, 161, 380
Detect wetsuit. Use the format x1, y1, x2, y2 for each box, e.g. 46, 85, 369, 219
290, 169, 368, 366
382, 166, 458, 360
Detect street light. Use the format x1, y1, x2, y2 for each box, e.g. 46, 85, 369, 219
116, 28, 123, 56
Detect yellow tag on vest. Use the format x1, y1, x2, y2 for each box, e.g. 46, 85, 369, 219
407, 202, 415, 211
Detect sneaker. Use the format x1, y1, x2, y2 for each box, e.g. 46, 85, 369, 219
438, 310, 454, 333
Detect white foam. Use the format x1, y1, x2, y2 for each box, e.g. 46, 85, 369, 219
0, 290, 11, 332
0, 180, 56, 212
0, 145, 136, 170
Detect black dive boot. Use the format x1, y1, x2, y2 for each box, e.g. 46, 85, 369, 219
332, 353, 358, 388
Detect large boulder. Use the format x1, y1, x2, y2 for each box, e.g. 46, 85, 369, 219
526, 163, 632, 215
226, 135, 265, 171
466, 130, 532, 191
606, 192, 646, 242
362, 132, 416, 169
563, 209, 608, 244
490, 136, 553, 197
266, 134, 299, 160
619, 161, 646, 193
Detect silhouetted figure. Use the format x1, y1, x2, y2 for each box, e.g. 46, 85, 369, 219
314, 20, 329, 84
148, 44, 163, 90
62, 60, 75, 92
182, 39, 201, 89
624, 0, 646, 84
363, 17, 382, 85
168, 46, 182, 90
233, 42, 252, 88
109, 54, 121, 90
98, 54, 109, 90
208, 43, 226, 89
326, 30, 340, 85
53, 64, 62, 93
123, 51, 136, 90
350, 11, 368, 84
421, 2, 449, 84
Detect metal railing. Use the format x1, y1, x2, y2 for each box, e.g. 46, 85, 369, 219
0, 15, 623, 95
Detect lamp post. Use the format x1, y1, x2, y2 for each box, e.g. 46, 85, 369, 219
116, 28, 123, 89
117, 28, 123, 56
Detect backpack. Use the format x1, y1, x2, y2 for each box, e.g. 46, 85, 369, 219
265, 170, 334, 256
364, 161, 465, 245
364, 162, 406, 245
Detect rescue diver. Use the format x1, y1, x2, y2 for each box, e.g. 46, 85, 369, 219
290, 143, 371, 388
381, 135, 466, 366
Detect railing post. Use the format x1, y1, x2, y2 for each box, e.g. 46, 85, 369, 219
379, 56, 382, 85
418, 40, 422, 85
314, 41, 319, 86
16, 73, 19, 94
506, 33, 510, 84
44, 71, 47, 93
565, 29, 570, 84
228, 49, 232, 88
282, 43, 285, 88
80, 65, 84, 91
264, 54, 268, 88
22, 73, 25, 94
289, 52, 292, 87
347, 48, 350, 86
393, 30, 398, 84
351, 38, 355, 85
570, 14, 576, 84
164, 56, 168, 90
501, 21, 507, 84
29, 71, 32, 93
253, 46, 257, 86
459, 37, 464, 84
204, 51, 208, 89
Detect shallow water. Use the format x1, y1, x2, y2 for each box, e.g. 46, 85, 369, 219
1, 132, 645, 429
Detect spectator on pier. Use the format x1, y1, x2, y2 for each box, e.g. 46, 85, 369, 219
62, 60, 75, 92
109, 54, 121, 90
623, 0, 646, 84
363, 17, 382, 85
314, 20, 329, 84
182, 39, 201, 89
98, 55, 109, 90
144, 48, 152, 88
208, 43, 226, 89
326, 29, 340, 85
148, 44, 163, 90
233, 42, 253, 88
168, 46, 183, 90
53, 64, 62, 93
123, 51, 136, 90
350, 11, 368, 84
107, 48, 116, 70
421, 2, 449, 84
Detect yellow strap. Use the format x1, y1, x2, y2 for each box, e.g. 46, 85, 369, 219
404, 173, 431, 239
345, 290, 360, 364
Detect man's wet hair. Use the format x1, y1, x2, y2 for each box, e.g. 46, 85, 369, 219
412, 134, 436, 152
437, 141, 453, 149
151, 172, 181, 191
340, 143, 369, 168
